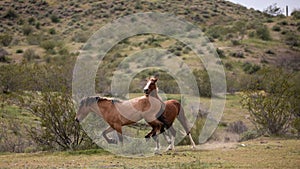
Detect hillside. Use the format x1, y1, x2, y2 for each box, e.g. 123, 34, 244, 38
1, 0, 299, 97
0, 0, 299, 68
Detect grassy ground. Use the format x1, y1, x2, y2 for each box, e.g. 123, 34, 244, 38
0, 137, 299, 169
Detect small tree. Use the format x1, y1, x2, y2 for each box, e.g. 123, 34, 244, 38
263, 3, 283, 16
20, 92, 93, 150
241, 68, 298, 135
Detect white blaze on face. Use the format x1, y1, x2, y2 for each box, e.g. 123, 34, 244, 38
144, 80, 151, 92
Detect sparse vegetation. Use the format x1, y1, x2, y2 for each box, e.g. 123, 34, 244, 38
0, 0, 299, 167
23, 48, 39, 61
241, 68, 299, 135
0, 33, 13, 46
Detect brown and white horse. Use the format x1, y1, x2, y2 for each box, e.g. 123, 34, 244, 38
75, 92, 164, 146
143, 77, 196, 150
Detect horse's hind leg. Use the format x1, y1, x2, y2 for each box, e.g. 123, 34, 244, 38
102, 126, 118, 144
188, 133, 196, 149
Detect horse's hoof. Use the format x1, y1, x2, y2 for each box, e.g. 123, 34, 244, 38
166, 145, 175, 151
154, 149, 161, 155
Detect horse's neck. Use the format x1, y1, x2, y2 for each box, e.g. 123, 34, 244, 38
149, 90, 165, 106
90, 102, 102, 117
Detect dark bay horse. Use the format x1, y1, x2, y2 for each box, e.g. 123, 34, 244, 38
75, 94, 164, 146
143, 77, 196, 150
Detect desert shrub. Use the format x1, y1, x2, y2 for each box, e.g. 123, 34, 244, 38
272, 25, 281, 32
0, 62, 74, 93
284, 32, 300, 47
241, 68, 299, 135
19, 92, 94, 150
216, 48, 225, 58
0, 33, 13, 46
291, 10, 300, 19
193, 69, 211, 97
256, 25, 272, 41
224, 62, 233, 71
0, 113, 32, 152
22, 24, 33, 36
279, 20, 288, 26
49, 28, 56, 35
40, 40, 56, 52
28, 17, 35, 25
50, 14, 60, 23
27, 33, 44, 45
239, 130, 261, 141
231, 39, 241, 46
23, 48, 39, 61
242, 62, 260, 74
226, 121, 248, 134
3, 8, 18, 20
72, 32, 90, 43
35, 22, 41, 29
231, 51, 244, 58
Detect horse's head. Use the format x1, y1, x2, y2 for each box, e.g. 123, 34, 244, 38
144, 77, 158, 96
75, 96, 100, 122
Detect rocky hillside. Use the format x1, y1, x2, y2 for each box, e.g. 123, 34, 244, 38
0, 0, 299, 72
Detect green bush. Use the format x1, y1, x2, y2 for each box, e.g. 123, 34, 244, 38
193, 69, 211, 97
49, 28, 56, 35
22, 25, 33, 36
19, 92, 94, 150
27, 33, 44, 45
256, 25, 272, 41
242, 62, 260, 74
241, 68, 299, 135
40, 40, 56, 52
0, 33, 13, 46
28, 17, 35, 25
50, 14, 60, 23
272, 25, 281, 32
216, 48, 225, 58
239, 130, 261, 141
285, 32, 300, 47
291, 10, 300, 19
23, 48, 39, 61
3, 8, 18, 20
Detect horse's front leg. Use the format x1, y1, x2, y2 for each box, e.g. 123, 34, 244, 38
102, 126, 118, 144
153, 135, 160, 154
114, 125, 123, 146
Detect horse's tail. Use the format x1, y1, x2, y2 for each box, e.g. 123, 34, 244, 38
174, 101, 191, 135
175, 101, 196, 148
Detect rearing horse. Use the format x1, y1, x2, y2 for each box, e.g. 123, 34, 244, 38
143, 77, 196, 150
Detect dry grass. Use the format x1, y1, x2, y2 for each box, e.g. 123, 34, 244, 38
0, 137, 298, 169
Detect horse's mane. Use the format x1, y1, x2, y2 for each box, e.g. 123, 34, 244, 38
80, 96, 122, 107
